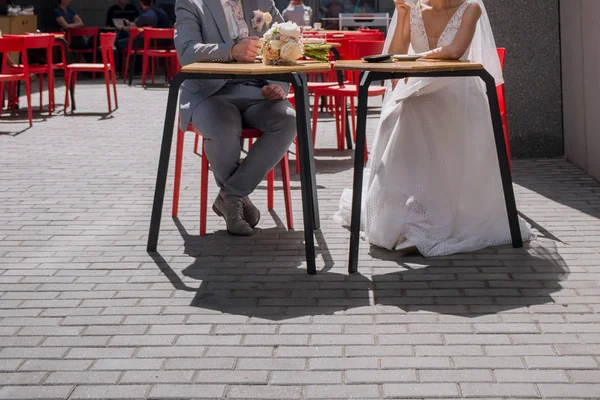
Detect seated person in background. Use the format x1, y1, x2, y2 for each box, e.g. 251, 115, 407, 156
114, 0, 173, 73
54, 0, 84, 33
106, 0, 139, 28
282, 0, 313, 26
54, 0, 92, 58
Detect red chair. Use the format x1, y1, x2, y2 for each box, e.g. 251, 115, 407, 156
141, 28, 178, 86
121, 28, 143, 83
4, 34, 55, 115
173, 124, 294, 236
0, 36, 33, 126
311, 39, 386, 157
496, 47, 511, 170
67, 27, 99, 78
64, 33, 118, 114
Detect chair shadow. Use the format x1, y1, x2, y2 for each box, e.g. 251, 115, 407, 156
147, 218, 569, 321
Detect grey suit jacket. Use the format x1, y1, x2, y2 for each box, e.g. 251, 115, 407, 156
175, 0, 287, 129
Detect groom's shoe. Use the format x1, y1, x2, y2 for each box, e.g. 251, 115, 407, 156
241, 197, 260, 228
212, 195, 254, 236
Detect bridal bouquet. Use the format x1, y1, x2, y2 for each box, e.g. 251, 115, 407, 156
261, 22, 304, 65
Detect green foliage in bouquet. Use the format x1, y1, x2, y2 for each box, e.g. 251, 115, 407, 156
304, 44, 332, 62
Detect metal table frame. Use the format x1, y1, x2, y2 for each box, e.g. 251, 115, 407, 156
347, 68, 523, 273
146, 70, 321, 275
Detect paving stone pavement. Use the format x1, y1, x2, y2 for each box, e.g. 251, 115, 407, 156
1, 79, 600, 399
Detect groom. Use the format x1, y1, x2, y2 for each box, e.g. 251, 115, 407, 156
174, 0, 296, 236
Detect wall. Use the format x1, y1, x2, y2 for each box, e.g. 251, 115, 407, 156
560, 0, 600, 181
363, 1, 564, 159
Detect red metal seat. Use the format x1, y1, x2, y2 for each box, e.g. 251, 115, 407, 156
173, 124, 294, 236
64, 33, 118, 114
0, 36, 33, 126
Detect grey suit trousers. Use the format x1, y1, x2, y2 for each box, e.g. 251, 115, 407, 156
190, 82, 297, 201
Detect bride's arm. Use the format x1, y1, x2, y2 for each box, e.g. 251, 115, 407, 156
419, 2, 481, 60
388, 0, 411, 55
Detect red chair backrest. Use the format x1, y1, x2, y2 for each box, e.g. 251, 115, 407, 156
126, 27, 142, 52
24, 34, 54, 51
351, 39, 385, 59
68, 27, 99, 38
143, 28, 175, 51
67, 27, 99, 52
99, 32, 117, 67
349, 39, 385, 83
0, 36, 28, 74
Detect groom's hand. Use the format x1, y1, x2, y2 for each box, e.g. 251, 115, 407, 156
231, 36, 261, 63
262, 84, 286, 100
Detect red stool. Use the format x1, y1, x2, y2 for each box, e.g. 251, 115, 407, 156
173, 124, 294, 236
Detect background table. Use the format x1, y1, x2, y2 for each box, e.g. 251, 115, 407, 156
147, 60, 331, 275
334, 59, 523, 274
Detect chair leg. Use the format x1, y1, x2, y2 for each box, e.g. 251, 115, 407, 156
24, 78, 32, 127
123, 51, 130, 84
0, 83, 4, 116
141, 54, 148, 87
334, 96, 344, 151
295, 139, 300, 175
350, 96, 356, 142
280, 153, 294, 229
267, 169, 274, 210
111, 67, 118, 110
64, 70, 70, 113
200, 141, 210, 236
172, 127, 185, 217
311, 92, 319, 147
194, 133, 199, 154
104, 71, 112, 113
39, 74, 43, 112
48, 70, 55, 116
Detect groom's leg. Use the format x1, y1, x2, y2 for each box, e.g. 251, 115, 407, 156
223, 95, 296, 199
191, 94, 243, 193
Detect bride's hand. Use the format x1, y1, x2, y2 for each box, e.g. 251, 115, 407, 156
394, 0, 410, 14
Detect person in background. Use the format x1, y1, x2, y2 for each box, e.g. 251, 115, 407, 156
114, 0, 173, 73
106, 0, 139, 28
155, 0, 176, 25
54, 0, 84, 32
282, 0, 313, 26
321, 0, 342, 29
54, 0, 93, 59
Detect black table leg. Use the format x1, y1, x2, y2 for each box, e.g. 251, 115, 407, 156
348, 72, 371, 274
147, 74, 183, 252
481, 71, 523, 248
291, 73, 319, 275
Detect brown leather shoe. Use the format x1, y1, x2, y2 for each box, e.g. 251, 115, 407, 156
241, 197, 260, 228
212, 195, 254, 236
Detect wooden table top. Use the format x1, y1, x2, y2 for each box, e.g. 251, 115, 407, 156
334, 59, 484, 73
180, 60, 332, 75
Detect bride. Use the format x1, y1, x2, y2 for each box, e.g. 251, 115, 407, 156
335, 0, 535, 256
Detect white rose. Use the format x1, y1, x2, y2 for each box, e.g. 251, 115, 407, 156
263, 32, 273, 40
280, 40, 303, 61
270, 40, 281, 50
278, 22, 301, 40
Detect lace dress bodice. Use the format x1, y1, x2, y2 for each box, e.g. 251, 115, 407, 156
410, 1, 472, 59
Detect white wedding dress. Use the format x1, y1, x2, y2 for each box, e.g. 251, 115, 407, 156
335, 1, 535, 256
